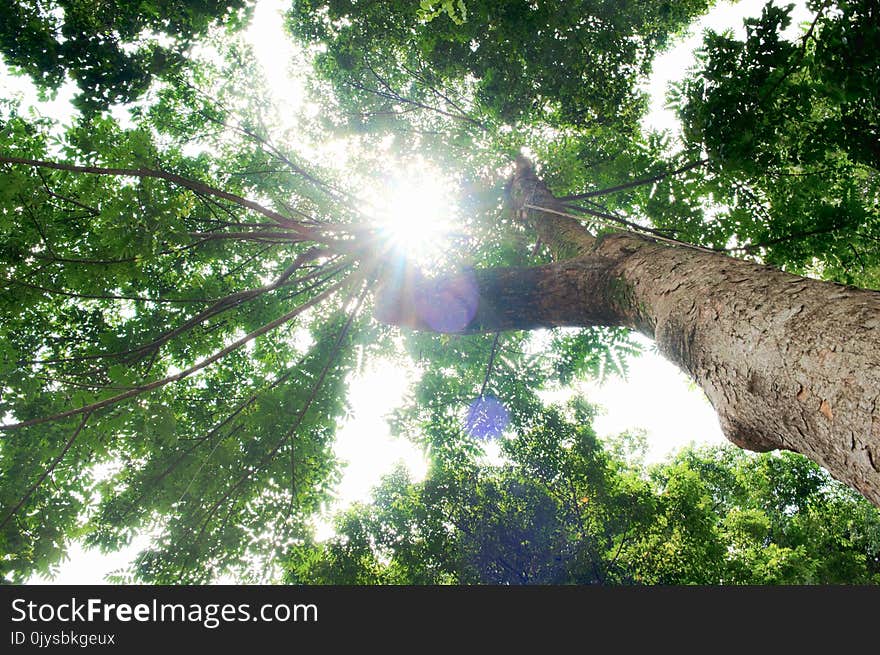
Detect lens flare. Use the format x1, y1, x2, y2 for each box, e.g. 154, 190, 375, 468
414, 269, 479, 333
376, 167, 456, 267
464, 396, 510, 441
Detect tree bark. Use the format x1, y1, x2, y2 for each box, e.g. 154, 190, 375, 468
376, 160, 880, 507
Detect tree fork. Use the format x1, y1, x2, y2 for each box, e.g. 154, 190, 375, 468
376, 160, 880, 506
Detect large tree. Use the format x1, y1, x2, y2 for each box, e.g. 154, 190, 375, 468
1, 0, 878, 583
377, 156, 880, 507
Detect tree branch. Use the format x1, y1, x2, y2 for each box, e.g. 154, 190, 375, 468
25, 249, 341, 367
0, 156, 328, 244
191, 281, 372, 542
35, 168, 99, 214
1, 274, 351, 431
7, 279, 212, 304
179, 78, 356, 206
0, 413, 91, 529
553, 202, 721, 253
557, 159, 708, 201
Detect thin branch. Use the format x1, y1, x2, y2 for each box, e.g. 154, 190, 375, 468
192, 280, 372, 540
479, 332, 501, 398
191, 185, 323, 230
104, 250, 341, 361
180, 79, 356, 206
0, 413, 91, 529
28, 234, 221, 266
31, 253, 139, 265
560, 200, 676, 239
187, 230, 306, 243
1, 274, 351, 431
119, 355, 312, 519
399, 62, 485, 127
608, 528, 632, 572
25, 256, 349, 370
7, 279, 212, 304
557, 159, 708, 201
33, 374, 128, 391
525, 202, 721, 254
758, 0, 831, 105
37, 252, 334, 367
288, 282, 371, 507
224, 168, 291, 177
727, 221, 850, 254
356, 59, 486, 130
218, 244, 279, 279
190, 220, 281, 231
0, 156, 326, 244
175, 424, 241, 508
36, 169, 99, 214
23, 202, 59, 259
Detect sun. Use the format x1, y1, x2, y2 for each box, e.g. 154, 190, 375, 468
375, 165, 457, 267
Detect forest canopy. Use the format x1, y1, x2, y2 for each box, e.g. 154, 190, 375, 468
0, 0, 878, 583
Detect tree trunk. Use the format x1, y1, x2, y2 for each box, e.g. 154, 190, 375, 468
376, 160, 880, 507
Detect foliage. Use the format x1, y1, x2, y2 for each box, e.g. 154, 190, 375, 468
288, 0, 714, 133
0, 40, 371, 581
0, 21, 642, 581
418, 0, 469, 25
287, 408, 880, 585
670, 0, 880, 284
0, 0, 251, 112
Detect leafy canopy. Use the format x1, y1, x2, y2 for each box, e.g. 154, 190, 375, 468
287, 405, 880, 585
0, 0, 251, 112
670, 0, 880, 283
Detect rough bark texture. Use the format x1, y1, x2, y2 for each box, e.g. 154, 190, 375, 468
376, 160, 880, 507
601, 231, 880, 507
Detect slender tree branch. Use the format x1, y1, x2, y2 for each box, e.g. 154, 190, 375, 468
0, 413, 91, 529
399, 62, 485, 128
288, 282, 371, 508
479, 332, 501, 398
175, 423, 243, 508
35, 169, 99, 214
187, 230, 306, 243
557, 159, 708, 201
218, 244, 279, 280
7, 279, 212, 304
31, 253, 139, 265
525, 202, 721, 254
0, 156, 327, 244
355, 59, 486, 130
23, 202, 59, 259
727, 220, 852, 254
26, 249, 338, 366
192, 280, 372, 540
118, 354, 314, 520
25, 256, 349, 372
1, 274, 350, 431
179, 79, 356, 206
758, 0, 831, 105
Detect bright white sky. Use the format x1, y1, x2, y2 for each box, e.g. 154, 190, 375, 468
12, 0, 813, 583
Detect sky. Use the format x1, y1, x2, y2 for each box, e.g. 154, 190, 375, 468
10, 0, 813, 584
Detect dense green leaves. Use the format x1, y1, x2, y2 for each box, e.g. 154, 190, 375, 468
0, 1, 251, 112
671, 0, 880, 284
289, 0, 713, 133
0, 50, 369, 580
287, 410, 880, 585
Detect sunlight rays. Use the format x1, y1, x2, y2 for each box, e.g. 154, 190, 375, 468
374, 164, 458, 269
